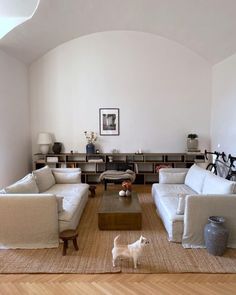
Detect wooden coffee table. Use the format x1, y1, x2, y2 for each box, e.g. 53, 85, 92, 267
98, 191, 142, 230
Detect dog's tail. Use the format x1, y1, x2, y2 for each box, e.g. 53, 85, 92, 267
114, 235, 121, 247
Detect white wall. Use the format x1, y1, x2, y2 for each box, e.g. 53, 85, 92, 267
212, 53, 236, 154
0, 49, 31, 187
30, 31, 211, 154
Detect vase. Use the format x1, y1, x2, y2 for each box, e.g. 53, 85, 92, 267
204, 216, 229, 256
187, 138, 198, 151
86, 143, 95, 154
52, 142, 62, 154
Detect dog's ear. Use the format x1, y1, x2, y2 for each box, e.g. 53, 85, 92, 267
140, 236, 145, 243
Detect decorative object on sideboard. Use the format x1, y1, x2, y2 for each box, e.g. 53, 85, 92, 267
99, 108, 120, 136
52, 142, 62, 154
187, 133, 199, 152
84, 131, 97, 154
204, 216, 229, 256
37, 132, 52, 154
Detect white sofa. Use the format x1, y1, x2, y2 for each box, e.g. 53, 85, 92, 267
152, 164, 236, 248
0, 166, 89, 249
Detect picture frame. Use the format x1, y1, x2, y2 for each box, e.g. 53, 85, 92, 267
99, 108, 120, 136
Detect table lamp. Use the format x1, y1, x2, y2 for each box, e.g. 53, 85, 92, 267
37, 132, 52, 154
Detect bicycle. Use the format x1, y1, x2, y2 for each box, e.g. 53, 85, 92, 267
204, 150, 227, 175
225, 154, 236, 180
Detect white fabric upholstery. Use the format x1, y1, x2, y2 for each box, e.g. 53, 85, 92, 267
182, 194, 236, 248
184, 164, 209, 193
152, 167, 236, 248
159, 168, 188, 184
0, 194, 59, 249
4, 174, 39, 194
176, 194, 188, 215
53, 171, 81, 184
56, 195, 64, 212
152, 184, 196, 242
0, 167, 89, 249
33, 166, 55, 192
44, 183, 89, 231
202, 173, 235, 194
153, 183, 197, 198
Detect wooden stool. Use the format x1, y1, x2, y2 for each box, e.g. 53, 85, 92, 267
89, 185, 96, 197
59, 230, 79, 256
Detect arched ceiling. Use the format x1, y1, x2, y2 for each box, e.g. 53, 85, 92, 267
0, 0, 236, 65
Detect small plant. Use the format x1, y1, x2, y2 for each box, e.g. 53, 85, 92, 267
187, 134, 198, 139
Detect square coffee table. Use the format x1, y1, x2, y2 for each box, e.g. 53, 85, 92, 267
98, 191, 142, 230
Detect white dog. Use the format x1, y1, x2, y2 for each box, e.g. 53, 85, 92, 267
112, 235, 149, 268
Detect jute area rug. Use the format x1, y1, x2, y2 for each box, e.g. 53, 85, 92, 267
1, 191, 236, 274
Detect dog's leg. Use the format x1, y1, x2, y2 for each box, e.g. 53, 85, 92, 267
112, 254, 117, 267
133, 255, 138, 269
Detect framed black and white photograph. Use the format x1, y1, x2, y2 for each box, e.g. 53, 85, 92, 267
99, 108, 120, 136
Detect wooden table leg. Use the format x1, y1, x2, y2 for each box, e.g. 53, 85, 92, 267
73, 237, 79, 251
63, 240, 68, 256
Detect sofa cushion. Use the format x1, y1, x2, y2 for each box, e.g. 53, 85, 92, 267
4, 174, 39, 194
202, 173, 235, 194
152, 183, 197, 199
52, 171, 81, 184
184, 164, 209, 193
159, 171, 187, 184
44, 183, 89, 222
176, 194, 188, 215
33, 166, 55, 193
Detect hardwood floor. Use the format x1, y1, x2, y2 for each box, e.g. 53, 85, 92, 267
0, 185, 235, 294
0, 274, 236, 294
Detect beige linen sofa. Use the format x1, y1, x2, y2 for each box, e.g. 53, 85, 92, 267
0, 166, 89, 249
152, 164, 236, 248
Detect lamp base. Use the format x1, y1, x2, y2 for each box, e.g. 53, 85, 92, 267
39, 144, 50, 154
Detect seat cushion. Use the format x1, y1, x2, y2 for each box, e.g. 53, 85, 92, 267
33, 166, 55, 192
202, 173, 236, 194
152, 183, 197, 199
4, 174, 39, 194
184, 164, 209, 193
44, 183, 89, 222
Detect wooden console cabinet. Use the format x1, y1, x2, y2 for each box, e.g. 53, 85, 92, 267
33, 152, 205, 184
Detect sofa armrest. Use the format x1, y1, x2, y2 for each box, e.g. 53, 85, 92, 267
182, 194, 236, 248
0, 194, 59, 249
159, 168, 189, 184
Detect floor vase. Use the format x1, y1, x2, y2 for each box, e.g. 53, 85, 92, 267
204, 216, 229, 256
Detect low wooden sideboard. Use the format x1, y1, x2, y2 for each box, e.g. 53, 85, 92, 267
33, 152, 205, 184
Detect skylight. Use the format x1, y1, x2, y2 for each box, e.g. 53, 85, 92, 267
0, 0, 40, 39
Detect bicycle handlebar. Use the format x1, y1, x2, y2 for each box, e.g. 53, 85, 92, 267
204, 150, 227, 162
228, 154, 236, 168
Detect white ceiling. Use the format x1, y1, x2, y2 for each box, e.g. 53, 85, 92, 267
1, 0, 236, 65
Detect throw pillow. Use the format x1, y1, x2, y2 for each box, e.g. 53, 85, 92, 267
159, 172, 187, 184
176, 193, 188, 215
4, 174, 39, 194
33, 166, 56, 192
184, 164, 209, 193
202, 173, 235, 194
53, 171, 81, 184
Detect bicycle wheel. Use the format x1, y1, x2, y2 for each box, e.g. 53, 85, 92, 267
206, 163, 217, 175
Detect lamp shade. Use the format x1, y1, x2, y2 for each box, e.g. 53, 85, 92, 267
37, 132, 52, 144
